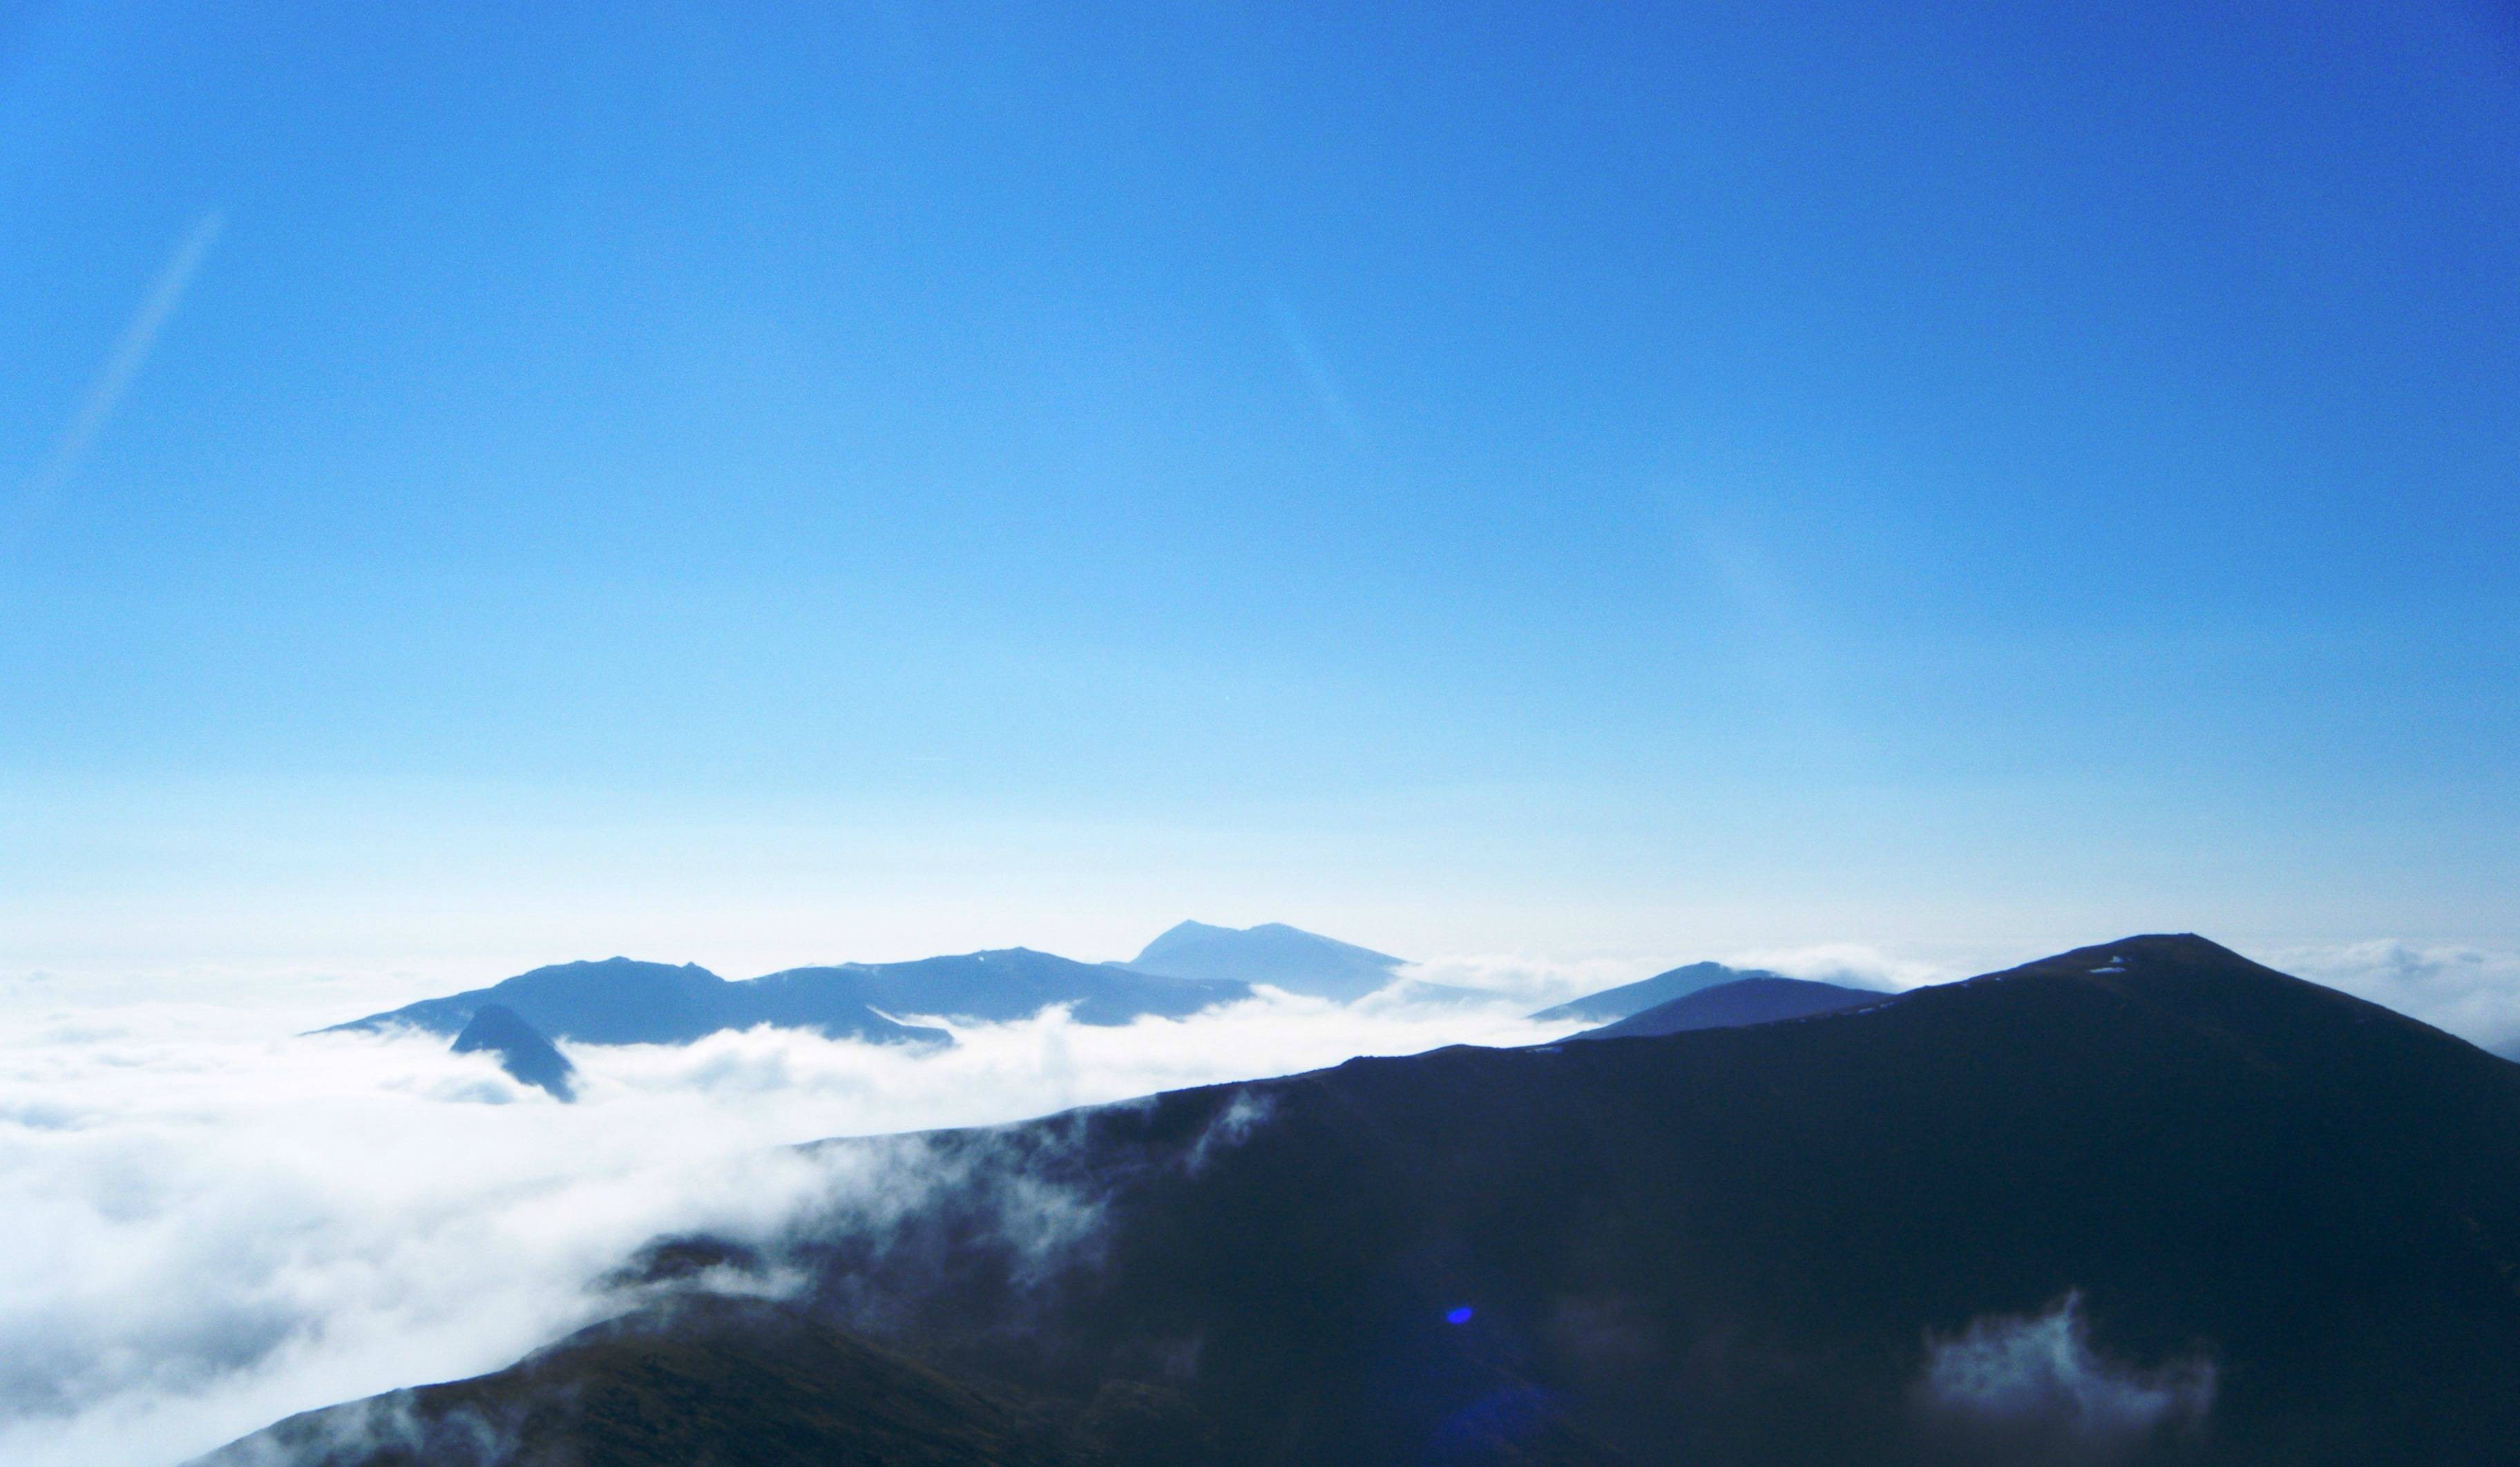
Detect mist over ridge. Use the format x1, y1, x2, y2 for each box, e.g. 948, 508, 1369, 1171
190, 934, 2520, 1466
7, 910, 2520, 1466
0, 923, 1605, 1467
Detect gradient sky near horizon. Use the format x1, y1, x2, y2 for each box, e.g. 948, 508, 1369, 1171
3, 1, 2514, 980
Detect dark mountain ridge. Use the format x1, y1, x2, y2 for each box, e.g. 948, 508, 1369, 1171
228, 934, 2520, 1466
208, 1294, 1117, 1467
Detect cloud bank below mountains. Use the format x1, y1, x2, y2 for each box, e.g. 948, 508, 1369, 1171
2272, 940, 2520, 1057
0, 974, 1583, 1467
3, 932, 2513, 1466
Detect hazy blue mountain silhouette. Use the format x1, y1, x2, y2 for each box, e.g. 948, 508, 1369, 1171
1126, 921, 1406, 1001
1530, 960, 1779, 1023
324, 957, 937, 1046
764, 948, 1248, 1027
450, 1003, 577, 1100
326, 949, 1248, 1046
228, 934, 2520, 1466
1569, 975, 1882, 1039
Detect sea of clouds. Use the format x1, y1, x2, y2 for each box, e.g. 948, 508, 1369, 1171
6, 934, 2514, 1467
0, 958, 1602, 1467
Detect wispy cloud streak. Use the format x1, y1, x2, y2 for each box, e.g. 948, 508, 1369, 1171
1269, 296, 1362, 443
10, 211, 225, 531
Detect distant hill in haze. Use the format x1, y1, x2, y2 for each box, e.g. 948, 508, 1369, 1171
767, 948, 1248, 1027
228, 934, 2520, 1466
325, 950, 1248, 1048
1530, 960, 1782, 1023
1569, 975, 1882, 1040
324, 958, 946, 1046
449, 1003, 577, 1100
1125, 921, 1407, 1001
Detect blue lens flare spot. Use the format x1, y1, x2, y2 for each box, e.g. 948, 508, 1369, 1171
1445, 1306, 1474, 1325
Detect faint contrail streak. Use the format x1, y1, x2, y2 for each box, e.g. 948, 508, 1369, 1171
1268, 296, 1363, 444
10, 210, 227, 530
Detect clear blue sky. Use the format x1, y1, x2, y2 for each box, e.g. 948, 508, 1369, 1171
3, 1, 2514, 977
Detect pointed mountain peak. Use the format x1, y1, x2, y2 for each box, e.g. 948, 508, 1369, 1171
1139, 919, 1234, 954
1965, 933, 2262, 987
452, 1004, 577, 1101
1129, 921, 1407, 1001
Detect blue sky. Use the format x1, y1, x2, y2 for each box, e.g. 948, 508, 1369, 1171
3, 1, 2514, 977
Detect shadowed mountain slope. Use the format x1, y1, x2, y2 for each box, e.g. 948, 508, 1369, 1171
1569, 975, 1882, 1039
449, 1004, 576, 1100
1125, 921, 1407, 1001
325, 950, 1247, 1046
194, 1295, 1116, 1467
1529, 960, 1779, 1024
231, 935, 2520, 1466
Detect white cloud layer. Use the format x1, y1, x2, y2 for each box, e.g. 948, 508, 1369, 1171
1718, 942, 1951, 990
1401, 944, 1950, 1002
0, 972, 1584, 1467
2269, 941, 2520, 1056
1391, 952, 1649, 1005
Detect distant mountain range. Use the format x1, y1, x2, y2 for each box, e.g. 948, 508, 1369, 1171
323, 921, 1425, 1048
225, 934, 2520, 1465
337, 935, 1871, 1053
1529, 960, 1787, 1024
1568, 975, 1882, 1039
327, 957, 954, 1046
